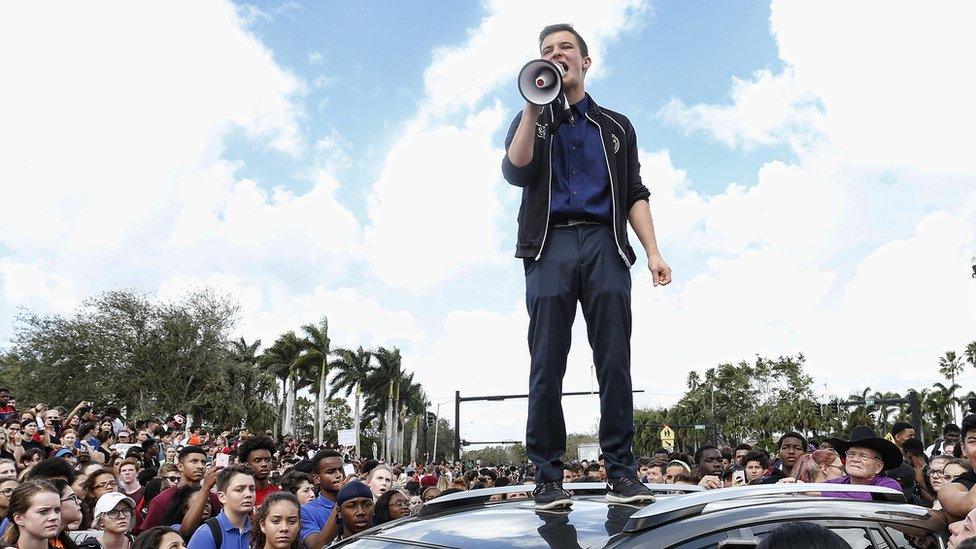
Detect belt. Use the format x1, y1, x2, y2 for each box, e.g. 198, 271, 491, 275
551, 219, 603, 229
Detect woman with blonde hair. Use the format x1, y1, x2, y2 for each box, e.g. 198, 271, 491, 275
788, 449, 846, 483
0, 479, 63, 549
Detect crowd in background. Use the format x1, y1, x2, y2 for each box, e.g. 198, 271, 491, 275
7, 386, 976, 547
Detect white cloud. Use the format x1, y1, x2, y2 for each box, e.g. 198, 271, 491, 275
364, 0, 652, 291
661, 2, 976, 175
0, 2, 367, 349
158, 275, 425, 351
364, 107, 508, 291
0, 1, 305, 254
420, 0, 649, 118
0, 260, 79, 314
770, 1, 976, 174
659, 68, 824, 153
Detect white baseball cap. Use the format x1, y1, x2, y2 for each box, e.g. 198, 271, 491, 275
92, 492, 135, 528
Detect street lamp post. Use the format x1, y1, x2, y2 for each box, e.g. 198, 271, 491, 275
971, 256, 975, 279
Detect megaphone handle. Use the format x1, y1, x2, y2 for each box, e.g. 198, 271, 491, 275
562, 94, 575, 125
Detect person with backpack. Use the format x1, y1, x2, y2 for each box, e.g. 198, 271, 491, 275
186, 465, 254, 549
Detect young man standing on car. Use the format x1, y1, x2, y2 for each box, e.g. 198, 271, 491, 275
502, 23, 671, 510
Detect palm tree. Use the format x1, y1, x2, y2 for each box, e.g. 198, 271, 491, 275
926, 382, 960, 430
965, 341, 976, 370
396, 375, 428, 462
297, 318, 331, 444
227, 338, 277, 430
329, 346, 373, 457
939, 351, 965, 423
363, 347, 403, 461
261, 332, 305, 436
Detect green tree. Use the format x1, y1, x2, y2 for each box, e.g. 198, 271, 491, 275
329, 346, 373, 458
320, 398, 354, 445
297, 317, 331, 444
940, 351, 965, 423
260, 332, 305, 436
363, 347, 403, 461
0, 289, 242, 424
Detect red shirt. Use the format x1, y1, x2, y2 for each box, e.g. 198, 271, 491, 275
255, 483, 280, 509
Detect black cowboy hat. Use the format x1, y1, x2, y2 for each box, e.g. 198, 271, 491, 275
828, 426, 903, 470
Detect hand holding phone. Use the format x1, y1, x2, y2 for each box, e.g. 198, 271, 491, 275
732, 470, 746, 486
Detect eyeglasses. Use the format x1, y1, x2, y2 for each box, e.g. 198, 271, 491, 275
845, 451, 881, 461
0, 488, 14, 496
105, 508, 133, 519
61, 494, 79, 505
93, 481, 118, 490
389, 500, 410, 509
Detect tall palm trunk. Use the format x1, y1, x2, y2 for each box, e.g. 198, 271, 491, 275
284, 371, 296, 435
273, 377, 283, 439
354, 383, 362, 457
316, 358, 326, 444
409, 416, 418, 463
385, 381, 394, 462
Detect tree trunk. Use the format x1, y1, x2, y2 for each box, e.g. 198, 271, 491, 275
354, 383, 361, 458
409, 417, 418, 463
316, 359, 326, 444
284, 372, 295, 436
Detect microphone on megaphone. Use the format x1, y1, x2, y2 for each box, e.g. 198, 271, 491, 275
517, 59, 575, 125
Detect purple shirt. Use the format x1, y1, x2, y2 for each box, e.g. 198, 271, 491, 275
822, 475, 902, 499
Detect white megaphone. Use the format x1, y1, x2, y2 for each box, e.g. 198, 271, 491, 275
517, 59, 565, 106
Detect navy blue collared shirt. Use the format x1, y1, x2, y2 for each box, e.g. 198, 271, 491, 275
550, 95, 612, 225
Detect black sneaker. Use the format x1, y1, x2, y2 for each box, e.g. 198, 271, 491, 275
606, 476, 656, 504
533, 480, 573, 510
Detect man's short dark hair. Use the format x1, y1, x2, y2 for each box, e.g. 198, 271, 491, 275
311, 450, 342, 474
694, 445, 719, 465
903, 438, 926, 459
25, 458, 77, 483
538, 23, 589, 58
216, 464, 255, 492
178, 445, 206, 461
778, 432, 808, 450
945, 423, 961, 435
236, 435, 276, 463
734, 443, 753, 453
891, 422, 914, 437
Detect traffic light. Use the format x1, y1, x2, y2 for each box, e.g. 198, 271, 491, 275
830, 401, 840, 414
816, 403, 825, 418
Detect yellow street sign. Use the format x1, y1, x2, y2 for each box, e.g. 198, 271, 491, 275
661, 425, 676, 450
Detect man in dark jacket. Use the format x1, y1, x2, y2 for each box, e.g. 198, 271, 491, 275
502, 23, 671, 510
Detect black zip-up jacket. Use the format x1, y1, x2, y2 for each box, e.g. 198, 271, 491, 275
501, 94, 651, 266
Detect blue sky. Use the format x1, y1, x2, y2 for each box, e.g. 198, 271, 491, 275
1, 1, 974, 445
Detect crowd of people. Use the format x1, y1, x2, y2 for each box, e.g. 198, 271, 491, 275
6, 386, 976, 547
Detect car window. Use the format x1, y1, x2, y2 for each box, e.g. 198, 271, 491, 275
883, 526, 943, 549
829, 527, 873, 549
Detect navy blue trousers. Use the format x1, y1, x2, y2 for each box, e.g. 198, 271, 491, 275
524, 224, 637, 482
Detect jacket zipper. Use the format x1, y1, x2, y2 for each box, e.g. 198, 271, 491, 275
535, 105, 555, 261
585, 111, 631, 267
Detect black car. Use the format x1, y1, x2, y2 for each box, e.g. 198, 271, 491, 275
332, 482, 949, 548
